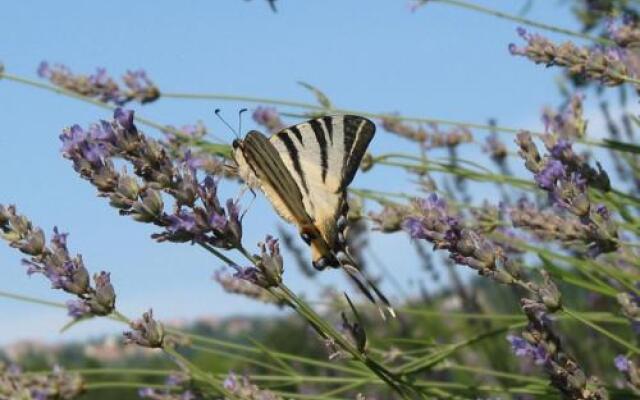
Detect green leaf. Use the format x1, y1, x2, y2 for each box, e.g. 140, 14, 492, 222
297, 81, 333, 109
60, 316, 94, 333
602, 138, 640, 154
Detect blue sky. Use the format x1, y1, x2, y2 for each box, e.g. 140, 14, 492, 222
0, 1, 606, 345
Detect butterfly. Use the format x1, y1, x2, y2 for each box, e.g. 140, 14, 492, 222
232, 115, 394, 317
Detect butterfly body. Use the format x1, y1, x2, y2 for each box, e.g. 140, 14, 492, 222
232, 115, 374, 270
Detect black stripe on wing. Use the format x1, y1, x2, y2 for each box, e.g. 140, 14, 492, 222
242, 131, 312, 224
322, 116, 334, 144
340, 115, 375, 190
276, 129, 309, 194
309, 119, 329, 183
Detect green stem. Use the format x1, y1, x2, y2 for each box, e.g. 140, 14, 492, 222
163, 346, 237, 398
0, 72, 170, 132
4, 69, 639, 155
562, 307, 640, 354
426, 0, 613, 46
0, 290, 66, 309
399, 322, 528, 375
84, 382, 170, 391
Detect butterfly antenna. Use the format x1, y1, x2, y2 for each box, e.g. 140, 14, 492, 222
238, 108, 248, 135
214, 108, 240, 139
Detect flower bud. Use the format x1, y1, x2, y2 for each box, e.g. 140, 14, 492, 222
124, 309, 164, 348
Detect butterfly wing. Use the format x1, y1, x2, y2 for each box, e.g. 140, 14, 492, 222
235, 116, 393, 317
234, 130, 313, 227
267, 115, 375, 262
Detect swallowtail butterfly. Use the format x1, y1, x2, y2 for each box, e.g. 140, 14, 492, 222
232, 115, 393, 317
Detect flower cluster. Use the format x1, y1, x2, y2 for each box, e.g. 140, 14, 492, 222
510, 198, 614, 255
139, 373, 195, 400
403, 194, 521, 285
482, 132, 508, 164
617, 292, 640, 333
0, 363, 84, 400
515, 132, 617, 254
508, 298, 608, 399
380, 117, 472, 148
38, 62, 160, 105
614, 355, 640, 392
369, 204, 410, 233
0, 205, 116, 319
223, 372, 282, 400
509, 28, 630, 86
608, 17, 640, 48
161, 122, 229, 176
252, 106, 286, 133
60, 108, 243, 250
231, 236, 284, 290
214, 269, 285, 305
124, 309, 165, 348
541, 93, 587, 139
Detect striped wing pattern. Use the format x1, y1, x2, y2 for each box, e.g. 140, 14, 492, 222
234, 114, 375, 264
267, 115, 375, 248
235, 115, 394, 317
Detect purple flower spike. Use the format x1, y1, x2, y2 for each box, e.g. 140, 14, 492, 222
37, 61, 50, 78
114, 108, 135, 130
550, 139, 572, 158
535, 159, 566, 190
38, 62, 160, 105
66, 299, 91, 319
403, 217, 425, 239
167, 211, 198, 234
615, 355, 630, 372
60, 124, 88, 154
507, 334, 548, 365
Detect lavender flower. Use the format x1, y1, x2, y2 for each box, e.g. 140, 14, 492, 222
61, 109, 244, 250
122, 69, 161, 104
256, 235, 283, 286
613, 354, 640, 392
509, 297, 608, 399
139, 373, 195, 400
222, 372, 282, 400
541, 94, 586, 139
403, 194, 519, 285
617, 292, 640, 330
161, 123, 228, 176
509, 28, 630, 87
139, 389, 195, 400
608, 17, 640, 48
252, 106, 285, 133
0, 363, 84, 399
510, 198, 600, 251
38, 61, 160, 105
380, 115, 427, 142
380, 116, 472, 148
514, 131, 617, 254
369, 204, 410, 233
0, 205, 116, 317
124, 309, 165, 348
483, 132, 507, 163
615, 355, 631, 372
213, 269, 285, 305
535, 159, 566, 190
66, 299, 92, 319
506, 334, 547, 365
228, 236, 284, 290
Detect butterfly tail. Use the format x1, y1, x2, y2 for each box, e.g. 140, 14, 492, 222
338, 253, 395, 320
